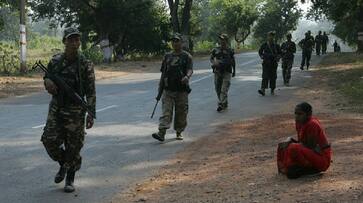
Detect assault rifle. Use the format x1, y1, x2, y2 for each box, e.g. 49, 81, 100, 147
32, 61, 96, 119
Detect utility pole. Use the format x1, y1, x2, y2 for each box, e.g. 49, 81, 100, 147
20, 0, 27, 73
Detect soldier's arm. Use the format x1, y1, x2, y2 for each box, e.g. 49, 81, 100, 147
186, 54, 193, 78
258, 44, 264, 59
231, 49, 236, 75
292, 43, 297, 53
84, 60, 96, 118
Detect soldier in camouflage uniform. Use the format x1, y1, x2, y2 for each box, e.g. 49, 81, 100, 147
315, 31, 323, 56
280, 33, 296, 86
210, 34, 236, 112
258, 31, 281, 96
41, 27, 96, 193
299, 32, 315, 70
152, 33, 193, 142
322, 32, 329, 55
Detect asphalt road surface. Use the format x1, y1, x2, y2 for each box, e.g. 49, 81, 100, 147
0, 51, 321, 203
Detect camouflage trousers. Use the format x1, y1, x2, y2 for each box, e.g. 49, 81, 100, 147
282, 58, 294, 84
159, 90, 189, 133
214, 72, 231, 107
41, 100, 86, 171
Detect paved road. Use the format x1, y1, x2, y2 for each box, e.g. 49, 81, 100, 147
0, 52, 321, 203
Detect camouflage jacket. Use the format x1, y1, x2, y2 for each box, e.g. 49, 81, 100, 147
210, 47, 235, 73
161, 50, 193, 92
46, 53, 96, 117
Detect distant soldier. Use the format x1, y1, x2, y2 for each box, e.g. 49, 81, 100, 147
258, 31, 281, 96
41, 27, 96, 193
280, 33, 296, 86
322, 32, 329, 55
152, 33, 193, 142
298, 32, 315, 70
210, 34, 236, 112
333, 40, 341, 53
315, 31, 323, 56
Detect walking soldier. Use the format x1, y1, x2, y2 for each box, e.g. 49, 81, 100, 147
152, 33, 193, 142
210, 34, 236, 112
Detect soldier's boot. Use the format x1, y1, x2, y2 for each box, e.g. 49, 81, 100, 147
152, 129, 166, 142
176, 132, 184, 140
217, 103, 223, 112
271, 89, 275, 95
258, 89, 265, 96
64, 170, 75, 193
54, 162, 67, 184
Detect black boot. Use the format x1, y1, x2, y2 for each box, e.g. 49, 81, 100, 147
54, 162, 67, 184
64, 170, 75, 193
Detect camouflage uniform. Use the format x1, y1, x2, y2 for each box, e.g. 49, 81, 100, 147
322, 33, 329, 55
210, 47, 235, 109
299, 35, 315, 70
258, 41, 281, 91
315, 33, 323, 56
281, 40, 296, 85
41, 53, 96, 172
158, 51, 193, 134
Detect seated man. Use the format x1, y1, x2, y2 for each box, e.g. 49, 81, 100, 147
277, 102, 332, 179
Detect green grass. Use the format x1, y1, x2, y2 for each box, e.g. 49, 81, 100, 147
317, 53, 363, 112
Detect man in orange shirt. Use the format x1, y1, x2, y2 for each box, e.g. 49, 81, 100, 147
277, 102, 332, 179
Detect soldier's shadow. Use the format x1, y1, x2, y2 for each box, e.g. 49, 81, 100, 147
156, 138, 180, 145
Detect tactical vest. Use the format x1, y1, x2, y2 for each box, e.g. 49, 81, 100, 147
211, 47, 234, 73
163, 51, 191, 92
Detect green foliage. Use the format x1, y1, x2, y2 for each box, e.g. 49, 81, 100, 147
29, 0, 170, 56
27, 33, 63, 50
209, 0, 259, 43
82, 46, 103, 64
194, 40, 216, 53
306, 0, 363, 46
0, 41, 19, 75
253, 0, 302, 44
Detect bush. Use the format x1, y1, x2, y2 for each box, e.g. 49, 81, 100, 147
82, 46, 103, 64
0, 41, 19, 75
194, 40, 216, 54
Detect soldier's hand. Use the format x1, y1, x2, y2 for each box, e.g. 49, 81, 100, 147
44, 78, 58, 95
213, 60, 220, 67
86, 115, 94, 129
181, 76, 189, 84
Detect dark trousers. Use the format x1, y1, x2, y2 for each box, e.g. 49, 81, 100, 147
282, 58, 294, 83
316, 44, 321, 55
301, 50, 312, 69
261, 61, 278, 90
322, 44, 327, 55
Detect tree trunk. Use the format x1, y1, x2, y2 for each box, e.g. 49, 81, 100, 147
181, 0, 193, 52
357, 6, 363, 53
168, 0, 180, 33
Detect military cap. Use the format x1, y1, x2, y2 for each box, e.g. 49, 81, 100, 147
171, 33, 182, 41
218, 33, 229, 40
63, 27, 81, 40
286, 33, 292, 38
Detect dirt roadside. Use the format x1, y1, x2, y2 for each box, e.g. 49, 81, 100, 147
0, 60, 162, 99
114, 53, 363, 203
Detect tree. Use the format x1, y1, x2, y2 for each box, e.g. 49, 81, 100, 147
253, 0, 302, 44
209, 0, 259, 48
29, 0, 170, 60
167, 0, 194, 51
0, 0, 18, 31
302, 0, 363, 52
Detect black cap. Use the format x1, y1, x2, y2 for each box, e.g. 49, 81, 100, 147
63, 27, 81, 40
171, 33, 182, 41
